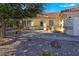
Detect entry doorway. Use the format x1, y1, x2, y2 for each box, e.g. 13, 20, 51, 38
40, 21, 44, 30
40, 21, 43, 27
49, 20, 54, 31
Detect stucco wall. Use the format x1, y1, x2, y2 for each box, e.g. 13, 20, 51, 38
28, 17, 50, 30
32, 18, 49, 27
64, 15, 79, 36
24, 17, 57, 31
64, 16, 74, 35
73, 16, 79, 36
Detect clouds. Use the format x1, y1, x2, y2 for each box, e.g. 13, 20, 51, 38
60, 3, 77, 7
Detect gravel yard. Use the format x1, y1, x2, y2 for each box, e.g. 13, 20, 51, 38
0, 32, 79, 56
15, 33, 79, 56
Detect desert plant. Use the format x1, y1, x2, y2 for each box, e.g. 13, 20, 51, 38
28, 45, 34, 50
42, 49, 52, 56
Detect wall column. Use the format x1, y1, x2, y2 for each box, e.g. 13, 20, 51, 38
43, 22, 47, 31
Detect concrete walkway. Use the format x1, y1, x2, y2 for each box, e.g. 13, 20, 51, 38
32, 33, 79, 41
6, 30, 79, 42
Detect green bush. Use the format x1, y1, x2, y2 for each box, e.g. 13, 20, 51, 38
42, 49, 52, 56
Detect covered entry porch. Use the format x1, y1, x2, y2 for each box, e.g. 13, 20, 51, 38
21, 13, 64, 33
22, 17, 55, 33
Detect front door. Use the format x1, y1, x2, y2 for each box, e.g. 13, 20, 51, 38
40, 21, 43, 30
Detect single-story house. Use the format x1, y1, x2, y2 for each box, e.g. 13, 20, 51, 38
22, 12, 64, 33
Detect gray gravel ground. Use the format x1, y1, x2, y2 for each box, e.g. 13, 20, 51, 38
14, 32, 79, 56
3, 30, 79, 56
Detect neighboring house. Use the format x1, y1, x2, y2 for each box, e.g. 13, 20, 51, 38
22, 12, 64, 33
62, 6, 79, 36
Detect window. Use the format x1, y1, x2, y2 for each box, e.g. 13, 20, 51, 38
27, 20, 31, 27
49, 20, 54, 26
22, 20, 26, 26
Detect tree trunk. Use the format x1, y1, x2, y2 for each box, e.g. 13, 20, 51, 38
0, 22, 6, 38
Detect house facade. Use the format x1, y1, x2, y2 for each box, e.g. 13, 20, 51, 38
22, 12, 64, 33
20, 6, 79, 35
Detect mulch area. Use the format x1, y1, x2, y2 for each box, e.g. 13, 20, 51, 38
0, 37, 18, 46
0, 37, 21, 56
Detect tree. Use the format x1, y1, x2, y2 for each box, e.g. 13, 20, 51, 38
9, 3, 45, 33
23, 3, 44, 18
0, 4, 12, 37
0, 3, 45, 37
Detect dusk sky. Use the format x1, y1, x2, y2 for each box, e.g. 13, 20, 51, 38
44, 3, 79, 12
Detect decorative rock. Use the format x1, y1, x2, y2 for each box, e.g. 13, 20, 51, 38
7, 49, 16, 52
9, 39, 13, 40
28, 44, 32, 46
50, 40, 61, 49
38, 44, 43, 47
24, 50, 28, 52
55, 52, 59, 56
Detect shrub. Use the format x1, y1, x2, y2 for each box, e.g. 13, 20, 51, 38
28, 45, 34, 50
42, 49, 52, 56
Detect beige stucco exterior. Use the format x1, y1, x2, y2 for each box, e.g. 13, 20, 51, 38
22, 12, 64, 33
25, 17, 54, 32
